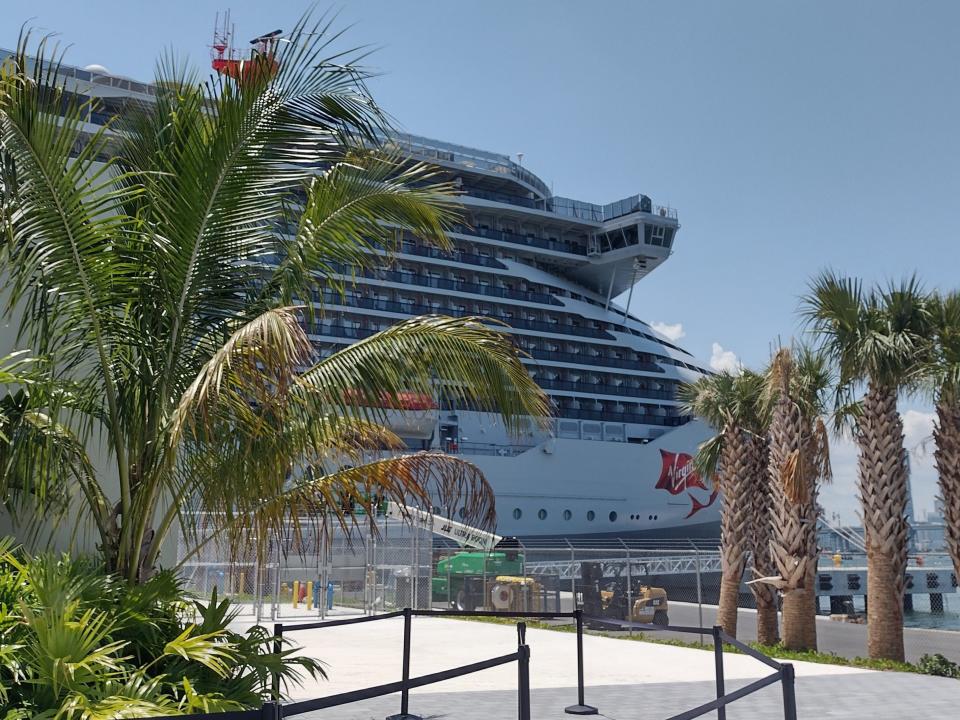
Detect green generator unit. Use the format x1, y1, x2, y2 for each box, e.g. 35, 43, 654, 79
432, 550, 524, 609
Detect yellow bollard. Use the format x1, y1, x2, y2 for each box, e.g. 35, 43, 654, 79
832, 553, 842, 568
306, 581, 314, 610
292, 580, 300, 609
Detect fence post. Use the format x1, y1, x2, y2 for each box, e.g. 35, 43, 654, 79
517, 631, 531, 720
712, 625, 726, 720
781, 663, 797, 720
689, 540, 704, 646
386, 607, 421, 720
260, 700, 280, 720
565, 608, 598, 715
271, 623, 283, 702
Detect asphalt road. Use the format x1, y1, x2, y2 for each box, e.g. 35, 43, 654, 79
646, 601, 960, 664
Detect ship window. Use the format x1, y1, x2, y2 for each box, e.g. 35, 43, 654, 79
586, 510, 595, 521
609, 511, 618, 522
563, 509, 572, 521
537, 509, 547, 520
513, 508, 522, 520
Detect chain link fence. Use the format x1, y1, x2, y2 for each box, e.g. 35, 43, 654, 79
177, 519, 959, 662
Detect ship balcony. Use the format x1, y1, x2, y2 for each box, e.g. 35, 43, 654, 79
306, 290, 618, 341
449, 223, 589, 257
325, 262, 563, 306
554, 406, 688, 427
527, 348, 665, 373
533, 377, 674, 401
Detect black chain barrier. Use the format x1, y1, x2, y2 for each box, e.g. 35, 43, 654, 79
150, 608, 798, 720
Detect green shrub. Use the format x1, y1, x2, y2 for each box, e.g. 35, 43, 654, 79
918, 653, 960, 679
0, 539, 323, 717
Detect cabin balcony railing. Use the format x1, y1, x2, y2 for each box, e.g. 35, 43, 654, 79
449, 224, 588, 256
326, 262, 563, 306
307, 291, 615, 340
535, 377, 674, 401
556, 408, 687, 427
529, 348, 665, 373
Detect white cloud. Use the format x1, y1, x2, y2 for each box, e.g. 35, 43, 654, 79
651, 321, 685, 342
903, 410, 936, 455
709, 342, 741, 373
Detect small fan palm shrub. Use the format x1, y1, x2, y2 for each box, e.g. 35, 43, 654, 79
0, 539, 321, 717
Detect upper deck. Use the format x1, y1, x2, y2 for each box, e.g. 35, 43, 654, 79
4, 47, 681, 297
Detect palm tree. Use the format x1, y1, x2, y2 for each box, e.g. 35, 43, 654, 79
928, 292, 960, 583
680, 370, 771, 640
0, 20, 549, 583
765, 346, 832, 651
803, 272, 931, 661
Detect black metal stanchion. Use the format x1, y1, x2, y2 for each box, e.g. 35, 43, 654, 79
517, 622, 531, 720
780, 663, 797, 720
387, 608, 422, 720
565, 608, 598, 715
272, 623, 283, 702
712, 625, 726, 720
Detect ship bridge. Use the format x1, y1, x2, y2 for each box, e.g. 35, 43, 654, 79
388, 134, 681, 300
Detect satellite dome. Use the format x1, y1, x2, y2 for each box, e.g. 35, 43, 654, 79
83, 63, 110, 74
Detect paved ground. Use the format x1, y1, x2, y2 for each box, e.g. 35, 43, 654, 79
663, 602, 960, 664
255, 615, 960, 720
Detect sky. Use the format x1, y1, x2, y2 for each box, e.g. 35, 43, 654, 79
4, 1, 958, 522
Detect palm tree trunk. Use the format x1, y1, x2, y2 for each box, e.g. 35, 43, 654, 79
858, 381, 908, 662
717, 427, 752, 638
768, 364, 818, 650
934, 396, 960, 583
718, 574, 743, 637
747, 437, 780, 646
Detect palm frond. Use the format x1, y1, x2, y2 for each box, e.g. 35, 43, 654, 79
294, 315, 549, 433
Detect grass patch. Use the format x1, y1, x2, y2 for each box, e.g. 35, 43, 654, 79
450, 614, 946, 676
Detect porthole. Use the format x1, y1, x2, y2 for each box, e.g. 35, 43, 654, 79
458, 507, 466, 519
609, 511, 618, 522
563, 509, 572, 521
654, 514, 659, 521
586, 510, 595, 521
538, 508, 548, 520
513, 508, 522, 520
648, 515, 653, 521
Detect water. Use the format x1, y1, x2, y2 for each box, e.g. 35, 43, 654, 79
843, 593, 960, 631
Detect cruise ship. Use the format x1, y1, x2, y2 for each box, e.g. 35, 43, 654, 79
5, 50, 720, 541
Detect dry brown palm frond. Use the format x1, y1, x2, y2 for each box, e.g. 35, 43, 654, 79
781, 448, 805, 504
766, 346, 793, 402
813, 417, 833, 485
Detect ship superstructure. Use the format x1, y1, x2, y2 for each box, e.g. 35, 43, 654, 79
5, 50, 720, 539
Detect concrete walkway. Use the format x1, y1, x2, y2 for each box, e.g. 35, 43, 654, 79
266, 616, 959, 719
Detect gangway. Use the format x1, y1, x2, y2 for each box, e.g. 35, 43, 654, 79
818, 517, 867, 553
523, 553, 722, 580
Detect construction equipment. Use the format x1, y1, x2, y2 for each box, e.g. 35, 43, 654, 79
580, 561, 669, 626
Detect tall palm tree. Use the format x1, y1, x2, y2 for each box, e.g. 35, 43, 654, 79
803, 272, 931, 661
0, 20, 549, 583
680, 370, 771, 640
765, 346, 832, 651
928, 292, 960, 582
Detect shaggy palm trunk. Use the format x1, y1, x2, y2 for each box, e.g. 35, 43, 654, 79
717, 427, 753, 638
747, 437, 780, 646
933, 395, 960, 585
769, 374, 819, 650
857, 381, 909, 661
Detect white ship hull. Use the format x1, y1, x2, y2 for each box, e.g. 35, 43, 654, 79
438, 417, 720, 539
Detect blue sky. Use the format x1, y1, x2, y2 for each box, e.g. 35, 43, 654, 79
5, 1, 958, 522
